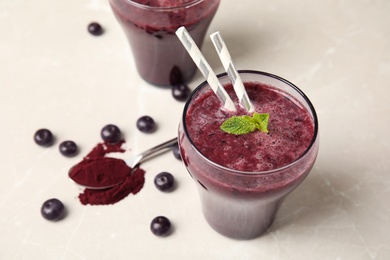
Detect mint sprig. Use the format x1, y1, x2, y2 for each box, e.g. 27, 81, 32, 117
220, 112, 269, 135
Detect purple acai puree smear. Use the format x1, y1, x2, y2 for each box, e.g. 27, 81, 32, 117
185, 82, 315, 172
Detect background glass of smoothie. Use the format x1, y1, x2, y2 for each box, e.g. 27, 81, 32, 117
108, 0, 221, 86
178, 70, 319, 239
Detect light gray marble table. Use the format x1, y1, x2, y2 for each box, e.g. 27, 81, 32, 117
1, 0, 389, 259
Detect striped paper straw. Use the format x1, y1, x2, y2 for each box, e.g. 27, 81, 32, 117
175, 27, 236, 112
210, 32, 255, 112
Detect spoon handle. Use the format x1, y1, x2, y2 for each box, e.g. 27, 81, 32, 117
129, 137, 178, 168
140, 137, 178, 159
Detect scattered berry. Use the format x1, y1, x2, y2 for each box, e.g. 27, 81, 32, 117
136, 116, 156, 133
169, 66, 184, 85
34, 128, 54, 147
101, 124, 122, 144
172, 83, 191, 101
88, 22, 103, 36
41, 198, 65, 221
59, 140, 78, 157
172, 144, 181, 160
154, 172, 175, 192
150, 216, 171, 237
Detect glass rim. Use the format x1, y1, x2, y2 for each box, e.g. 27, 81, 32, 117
182, 70, 319, 176
124, 0, 205, 11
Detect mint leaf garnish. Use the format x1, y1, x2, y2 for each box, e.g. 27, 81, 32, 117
220, 116, 256, 135
220, 112, 269, 135
252, 112, 269, 133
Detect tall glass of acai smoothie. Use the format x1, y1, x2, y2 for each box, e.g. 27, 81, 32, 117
108, 0, 220, 86
178, 70, 319, 239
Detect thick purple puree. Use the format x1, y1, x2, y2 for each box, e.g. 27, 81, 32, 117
109, 0, 220, 85
186, 82, 314, 172
181, 81, 317, 198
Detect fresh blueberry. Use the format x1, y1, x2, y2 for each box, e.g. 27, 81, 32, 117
59, 140, 78, 157
101, 124, 122, 144
136, 116, 156, 133
169, 66, 184, 85
88, 22, 103, 36
154, 172, 175, 192
172, 144, 181, 161
172, 83, 191, 101
34, 128, 54, 147
41, 198, 65, 221
150, 216, 171, 237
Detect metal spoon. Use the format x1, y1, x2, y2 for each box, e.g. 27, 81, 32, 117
69, 137, 178, 189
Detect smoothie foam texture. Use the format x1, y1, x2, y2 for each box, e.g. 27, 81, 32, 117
186, 82, 315, 172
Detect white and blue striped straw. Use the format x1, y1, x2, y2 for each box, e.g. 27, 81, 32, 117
175, 27, 236, 112
210, 31, 255, 112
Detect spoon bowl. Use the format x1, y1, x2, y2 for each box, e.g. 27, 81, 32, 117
69, 138, 178, 189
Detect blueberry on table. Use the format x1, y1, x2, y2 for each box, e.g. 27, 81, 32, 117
88, 22, 103, 36
101, 124, 122, 144
59, 140, 78, 157
34, 128, 54, 147
154, 172, 175, 192
41, 198, 65, 221
150, 216, 171, 237
169, 66, 184, 86
172, 144, 181, 161
136, 116, 156, 133
172, 83, 191, 101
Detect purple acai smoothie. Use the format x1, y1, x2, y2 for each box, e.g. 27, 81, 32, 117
109, 0, 220, 86
179, 71, 319, 239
